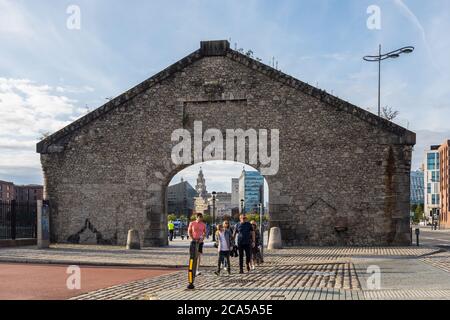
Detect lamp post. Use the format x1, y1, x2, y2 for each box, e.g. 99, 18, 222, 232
240, 199, 245, 214
212, 191, 216, 241
363, 45, 414, 117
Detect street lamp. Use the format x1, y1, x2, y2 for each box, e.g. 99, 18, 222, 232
363, 45, 414, 117
212, 191, 217, 241
240, 199, 245, 214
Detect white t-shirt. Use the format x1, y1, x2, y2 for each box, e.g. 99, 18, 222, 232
218, 231, 229, 251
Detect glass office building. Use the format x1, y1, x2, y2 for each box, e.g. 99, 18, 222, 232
238, 170, 264, 213
410, 170, 424, 205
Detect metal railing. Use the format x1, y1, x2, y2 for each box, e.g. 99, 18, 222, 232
0, 200, 37, 240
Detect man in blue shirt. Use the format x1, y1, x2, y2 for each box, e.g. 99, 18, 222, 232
234, 214, 255, 274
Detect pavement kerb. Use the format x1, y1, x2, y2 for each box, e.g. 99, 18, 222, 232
0, 258, 186, 269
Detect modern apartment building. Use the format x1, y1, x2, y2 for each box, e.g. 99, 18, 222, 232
424, 145, 440, 223
15, 185, 43, 202
238, 170, 264, 213
0, 180, 15, 202
439, 140, 450, 229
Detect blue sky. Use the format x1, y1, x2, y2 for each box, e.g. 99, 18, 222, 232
1, 0, 449, 192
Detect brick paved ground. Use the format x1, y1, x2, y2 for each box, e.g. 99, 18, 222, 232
2, 242, 449, 300
420, 251, 450, 273
0, 242, 439, 267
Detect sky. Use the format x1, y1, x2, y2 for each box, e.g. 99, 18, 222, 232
1, 0, 450, 190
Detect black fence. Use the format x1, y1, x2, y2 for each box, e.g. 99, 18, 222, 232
0, 200, 37, 240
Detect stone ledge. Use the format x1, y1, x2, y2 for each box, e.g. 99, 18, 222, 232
0, 239, 36, 248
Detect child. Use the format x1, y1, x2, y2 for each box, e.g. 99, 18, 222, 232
214, 224, 232, 275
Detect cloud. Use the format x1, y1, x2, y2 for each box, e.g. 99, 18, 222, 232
0, 77, 85, 184
0, 0, 34, 37
393, 0, 438, 71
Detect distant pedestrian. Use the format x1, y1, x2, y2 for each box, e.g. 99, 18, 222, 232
222, 220, 234, 270
250, 220, 262, 268
234, 214, 255, 274
214, 224, 232, 276
168, 220, 175, 241
188, 213, 206, 276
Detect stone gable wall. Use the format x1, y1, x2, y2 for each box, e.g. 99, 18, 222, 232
40, 54, 413, 246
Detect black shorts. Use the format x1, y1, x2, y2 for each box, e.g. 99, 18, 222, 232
191, 241, 204, 254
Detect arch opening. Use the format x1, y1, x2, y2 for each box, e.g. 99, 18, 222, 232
164, 160, 270, 246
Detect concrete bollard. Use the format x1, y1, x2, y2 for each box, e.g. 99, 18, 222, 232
267, 227, 282, 250
126, 229, 141, 250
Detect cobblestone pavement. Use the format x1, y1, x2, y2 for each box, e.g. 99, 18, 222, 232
72, 264, 363, 301
420, 251, 450, 273
2, 243, 448, 300
0, 243, 439, 267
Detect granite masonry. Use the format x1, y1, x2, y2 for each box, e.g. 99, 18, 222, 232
37, 40, 415, 247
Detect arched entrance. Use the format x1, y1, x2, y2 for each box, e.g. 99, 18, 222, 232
164, 160, 270, 246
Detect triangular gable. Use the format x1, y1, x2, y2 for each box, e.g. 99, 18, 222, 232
37, 40, 415, 153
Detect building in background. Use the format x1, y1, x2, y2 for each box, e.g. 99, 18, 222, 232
239, 170, 264, 213
195, 168, 208, 199
424, 145, 441, 224
231, 178, 239, 207
439, 140, 450, 229
15, 185, 43, 202
0, 180, 15, 202
410, 170, 424, 205
208, 192, 233, 218
167, 178, 198, 218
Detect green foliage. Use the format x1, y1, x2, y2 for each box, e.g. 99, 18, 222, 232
413, 204, 424, 223
167, 213, 177, 222
189, 213, 212, 224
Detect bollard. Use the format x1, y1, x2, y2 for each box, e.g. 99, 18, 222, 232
187, 240, 199, 290
126, 229, 141, 250
415, 228, 420, 246
267, 227, 282, 250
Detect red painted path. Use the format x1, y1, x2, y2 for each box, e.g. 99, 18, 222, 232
0, 263, 177, 300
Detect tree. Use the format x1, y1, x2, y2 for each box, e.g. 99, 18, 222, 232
39, 131, 51, 140
202, 214, 212, 225
167, 213, 177, 222
413, 204, 424, 223
381, 106, 399, 121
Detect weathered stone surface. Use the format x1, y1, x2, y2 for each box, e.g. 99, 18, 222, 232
37, 40, 415, 247
268, 227, 282, 250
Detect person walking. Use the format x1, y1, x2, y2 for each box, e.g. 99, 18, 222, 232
250, 220, 262, 268
214, 224, 232, 276
234, 214, 255, 274
188, 213, 206, 276
168, 220, 175, 241
222, 220, 234, 270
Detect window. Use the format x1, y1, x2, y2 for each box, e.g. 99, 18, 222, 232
427, 183, 431, 194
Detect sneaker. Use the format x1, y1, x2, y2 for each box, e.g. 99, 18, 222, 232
196, 271, 202, 276
239, 270, 244, 274
214, 271, 220, 276
251, 265, 255, 270
227, 270, 231, 275
246, 265, 250, 272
